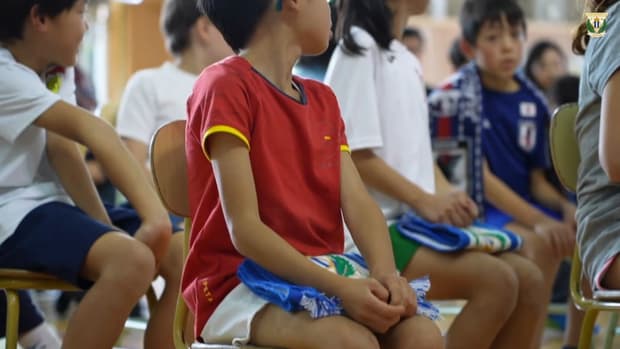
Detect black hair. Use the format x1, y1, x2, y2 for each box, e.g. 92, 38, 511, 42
449, 37, 468, 70
0, 0, 79, 43
460, 0, 526, 45
524, 40, 565, 88
197, 0, 271, 53
160, 0, 202, 55
550, 75, 580, 105
335, 0, 393, 55
403, 26, 423, 41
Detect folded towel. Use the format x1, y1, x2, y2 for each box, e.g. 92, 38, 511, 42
396, 212, 522, 253
237, 253, 440, 321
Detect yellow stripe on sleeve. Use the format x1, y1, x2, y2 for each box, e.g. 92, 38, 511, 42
201, 125, 250, 160
340, 145, 351, 153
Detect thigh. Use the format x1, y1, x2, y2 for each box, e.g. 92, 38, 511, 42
402, 247, 517, 300
0, 202, 116, 288
252, 304, 379, 349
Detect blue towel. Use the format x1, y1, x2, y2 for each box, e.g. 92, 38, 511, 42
396, 212, 522, 253
237, 253, 440, 321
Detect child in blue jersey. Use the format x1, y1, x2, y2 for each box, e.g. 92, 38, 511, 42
429, 0, 578, 347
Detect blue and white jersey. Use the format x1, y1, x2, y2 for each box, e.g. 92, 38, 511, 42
482, 84, 550, 205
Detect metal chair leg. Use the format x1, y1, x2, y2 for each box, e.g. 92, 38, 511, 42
580, 309, 600, 349
604, 312, 619, 349
5, 289, 20, 349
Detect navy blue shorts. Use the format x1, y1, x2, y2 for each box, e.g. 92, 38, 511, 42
0, 202, 142, 289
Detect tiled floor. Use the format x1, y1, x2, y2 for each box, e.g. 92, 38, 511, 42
6, 294, 620, 348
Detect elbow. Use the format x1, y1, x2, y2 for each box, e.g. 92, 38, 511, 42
603, 162, 620, 183
227, 219, 258, 258
601, 154, 620, 182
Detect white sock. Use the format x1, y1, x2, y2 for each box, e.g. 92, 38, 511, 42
18, 323, 61, 349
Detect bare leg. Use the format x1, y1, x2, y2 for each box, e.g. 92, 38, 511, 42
62, 233, 156, 349
564, 297, 585, 346
505, 223, 563, 348
378, 315, 444, 349
251, 304, 380, 349
144, 233, 185, 349
491, 252, 547, 349
402, 248, 519, 349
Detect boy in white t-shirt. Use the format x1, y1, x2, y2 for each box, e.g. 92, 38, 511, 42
0, 1, 174, 348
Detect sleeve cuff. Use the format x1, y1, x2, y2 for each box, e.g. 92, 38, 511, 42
202, 125, 250, 160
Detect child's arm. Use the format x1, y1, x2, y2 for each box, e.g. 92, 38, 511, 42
530, 168, 576, 228
600, 71, 620, 182
340, 152, 417, 316
352, 149, 477, 227
207, 133, 404, 333
483, 161, 573, 257
34, 101, 172, 264
46, 131, 112, 225
122, 138, 153, 185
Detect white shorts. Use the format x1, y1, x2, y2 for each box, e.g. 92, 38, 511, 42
200, 283, 269, 346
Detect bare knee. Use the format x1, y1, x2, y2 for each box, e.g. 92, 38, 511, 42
472, 259, 519, 310
502, 254, 547, 310
385, 316, 444, 349
159, 233, 184, 284
314, 318, 379, 349
90, 234, 156, 295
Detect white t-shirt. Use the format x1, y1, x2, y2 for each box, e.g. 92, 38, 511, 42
116, 62, 197, 145
0, 48, 75, 244
325, 27, 435, 222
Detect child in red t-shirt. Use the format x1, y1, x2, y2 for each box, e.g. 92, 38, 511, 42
182, 1, 443, 348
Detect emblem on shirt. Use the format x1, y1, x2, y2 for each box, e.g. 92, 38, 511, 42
44, 66, 65, 94
586, 12, 608, 38
519, 102, 537, 118
518, 121, 537, 152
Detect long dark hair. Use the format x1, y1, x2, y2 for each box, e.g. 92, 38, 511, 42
335, 0, 393, 55
524, 40, 565, 89
573, 0, 618, 55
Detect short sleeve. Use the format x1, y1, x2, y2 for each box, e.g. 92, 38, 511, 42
587, 4, 620, 95
116, 71, 158, 145
187, 68, 253, 159
324, 42, 382, 152
0, 64, 60, 144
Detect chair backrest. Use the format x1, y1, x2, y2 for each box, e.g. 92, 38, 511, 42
150, 120, 190, 218
549, 103, 580, 192
150, 120, 193, 348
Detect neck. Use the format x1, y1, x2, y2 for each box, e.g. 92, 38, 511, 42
240, 24, 301, 97
479, 69, 519, 92
5, 40, 49, 75
176, 46, 212, 76
388, 2, 410, 40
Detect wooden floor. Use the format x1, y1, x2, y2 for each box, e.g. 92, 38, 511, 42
6, 293, 620, 348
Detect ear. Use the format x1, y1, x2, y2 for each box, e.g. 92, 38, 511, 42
460, 38, 475, 60
29, 5, 50, 33
193, 16, 211, 44
283, 0, 301, 12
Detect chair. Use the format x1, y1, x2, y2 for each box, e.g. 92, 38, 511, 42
0, 270, 79, 349
150, 120, 272, 349
549, 103, 620, 349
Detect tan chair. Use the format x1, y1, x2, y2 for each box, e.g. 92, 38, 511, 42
0, 270, 79, 349
150, 120, 272, 349
549, 103, 620, 349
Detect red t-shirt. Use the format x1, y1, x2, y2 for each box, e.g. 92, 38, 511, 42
183, 56, 349, 337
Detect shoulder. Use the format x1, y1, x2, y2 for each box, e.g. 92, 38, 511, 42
194, 56, 251, 92
300, 78, 339, 105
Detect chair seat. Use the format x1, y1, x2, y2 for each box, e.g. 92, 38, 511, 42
0, 269, 79, 291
